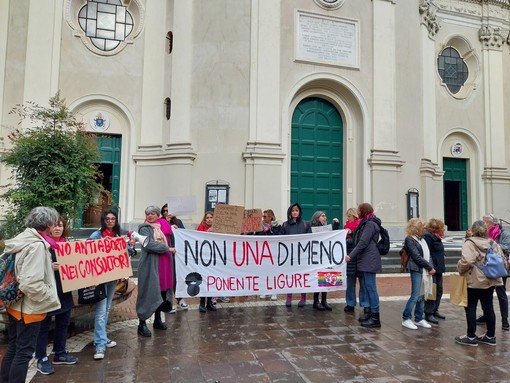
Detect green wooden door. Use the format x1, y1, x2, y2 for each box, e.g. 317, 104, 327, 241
77, 135, 122, 227
291, 97, 343, 222
443, 157, 468, 231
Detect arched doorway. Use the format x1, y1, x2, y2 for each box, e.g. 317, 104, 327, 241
291, 97, 343, 221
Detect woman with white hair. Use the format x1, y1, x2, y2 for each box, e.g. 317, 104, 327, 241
0, 207, 60, 383
136, 205, 173, 337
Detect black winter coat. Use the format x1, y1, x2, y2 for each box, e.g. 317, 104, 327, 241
422, 231, 445, 274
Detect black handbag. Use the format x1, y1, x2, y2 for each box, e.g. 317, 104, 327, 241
77, 284, 107, 304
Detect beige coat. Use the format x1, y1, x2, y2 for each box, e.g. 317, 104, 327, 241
457, 236, 505, 289
4, 228, 60, 314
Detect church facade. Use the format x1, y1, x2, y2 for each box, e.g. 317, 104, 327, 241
1, 0, 510, 235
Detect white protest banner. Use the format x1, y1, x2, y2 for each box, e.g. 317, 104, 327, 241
167, 195, 197, 216
174, 229, 347, 297
56, 237, 133, 292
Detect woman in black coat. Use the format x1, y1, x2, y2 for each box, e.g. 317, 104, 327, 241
423, 218, 446, 323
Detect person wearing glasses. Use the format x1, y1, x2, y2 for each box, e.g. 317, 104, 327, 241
88, 209, 123, 360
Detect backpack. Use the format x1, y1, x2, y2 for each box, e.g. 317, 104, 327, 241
0, 252, 23, 308
400, 246, 410, 272
376, 226, 390, 255
476, 242, 508, 279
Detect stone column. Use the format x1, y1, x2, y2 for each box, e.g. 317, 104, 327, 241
368, 0, 403, 223
242, 0, 285, 210
479, 21, 510, 211
419, 0, 444, 219
23, 0, 63, 107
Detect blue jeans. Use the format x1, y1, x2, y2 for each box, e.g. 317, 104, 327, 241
361, 272, 379, 313
1, 314, 41, 383
403, 270, 424, 321
346, 274, 369, 308
35, 309, 72, 359
94, 281, 116, 352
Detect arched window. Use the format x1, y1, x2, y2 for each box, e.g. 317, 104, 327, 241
437, 47, 468, 95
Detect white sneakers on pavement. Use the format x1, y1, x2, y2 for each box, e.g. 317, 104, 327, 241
402, 319, 418, 330
415, 319, 432, 328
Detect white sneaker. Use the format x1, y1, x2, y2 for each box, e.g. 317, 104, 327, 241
93, 350, 105, 360
178, 299, 189, 310
270, 294, 277, 301
402, 319, 418, 330
259, 295, 266, 299
416, 319, 432, 328
106, 339, 117, 348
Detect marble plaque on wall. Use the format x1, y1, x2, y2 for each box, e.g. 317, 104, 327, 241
296, 11, 359, 68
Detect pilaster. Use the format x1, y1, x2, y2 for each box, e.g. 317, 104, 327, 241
370, 0, 403, 223
242, 0, 284, 209
23, 0, 63, 107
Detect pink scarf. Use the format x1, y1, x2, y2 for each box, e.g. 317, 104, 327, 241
488, 225, 501, 241
38, 231, 58, 249
145, 220, 168, 246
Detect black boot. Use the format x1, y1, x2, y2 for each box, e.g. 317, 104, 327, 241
313, 293, 325, 310
358, 307, 371, 322
206, 297, 217, 311
138, 320, 152, 337
153, 310, 167, 330
321, 292, 332, 311
361, 312, 381, 328
199, 297, 206, 313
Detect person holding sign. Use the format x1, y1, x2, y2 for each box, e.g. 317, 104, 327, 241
310, 211, 340, 311
35, 217, 78, 375
88, 209, 123, 360
281, 203, 312, 307
0, 207, 60, 383
136, 206, 174, 337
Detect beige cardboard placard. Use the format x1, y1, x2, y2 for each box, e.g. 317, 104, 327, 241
211, 204, 244, 234
243, 208, 263, 233
55, 237, 133, 292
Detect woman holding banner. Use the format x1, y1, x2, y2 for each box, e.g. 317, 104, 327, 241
282, 203, 312, 307
136, 206, 173, 337
88, 209, 123, 359
197, 211, 220, 311
310, 211, 339, 311
35, 216, 78, 375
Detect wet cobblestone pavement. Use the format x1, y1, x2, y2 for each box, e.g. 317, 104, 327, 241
2, 274, 510, 382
